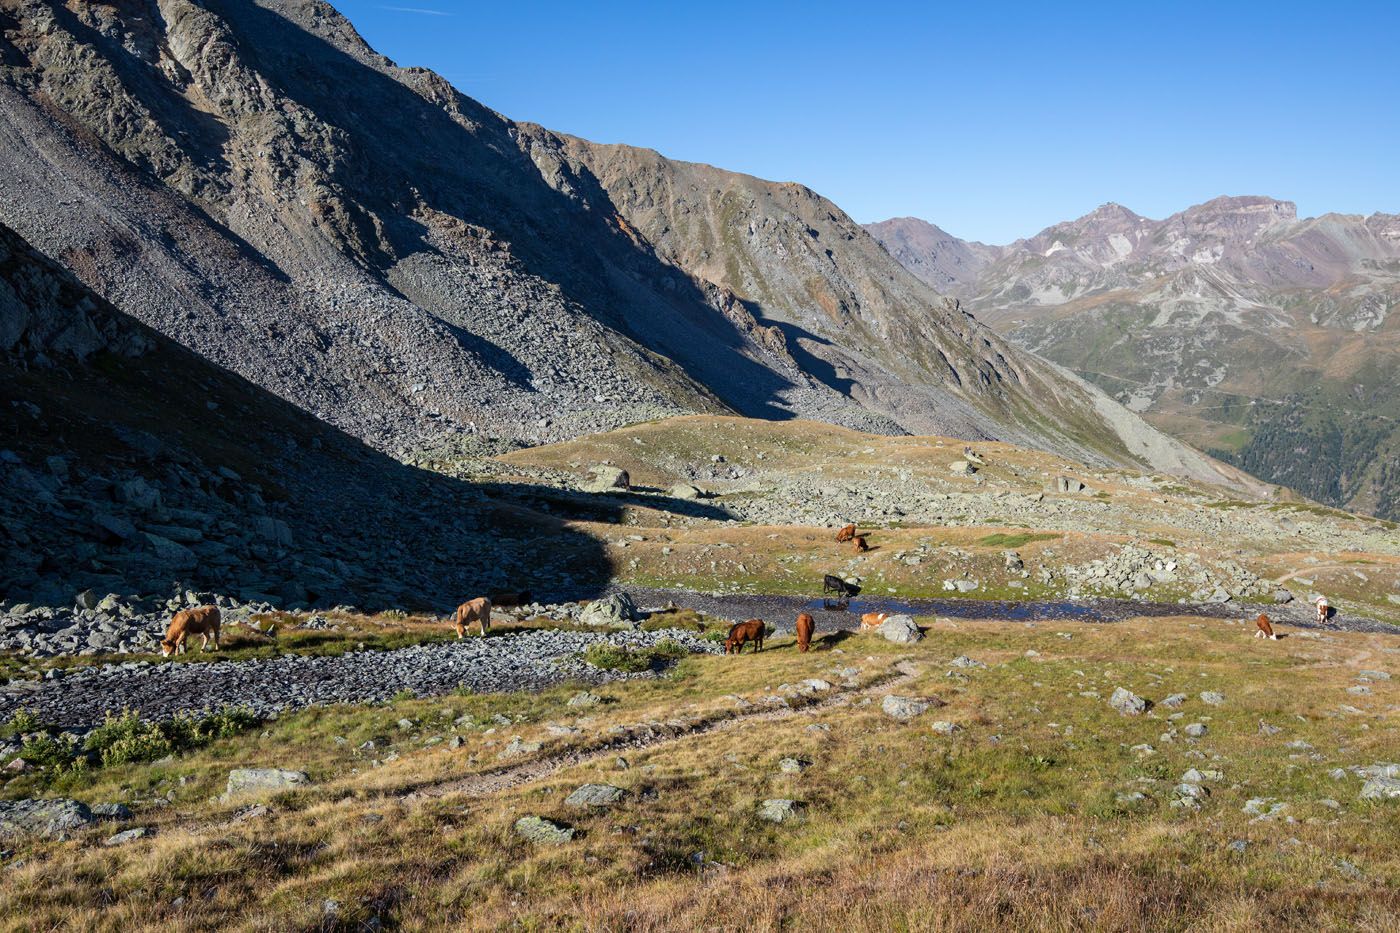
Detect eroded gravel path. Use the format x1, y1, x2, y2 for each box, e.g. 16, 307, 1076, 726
403, 659, 920, 802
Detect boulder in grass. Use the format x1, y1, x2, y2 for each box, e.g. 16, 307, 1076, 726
223, 768, 311, 801
565, 784, 627, 808
0, 798, 94, 839
875, 614, 922, 644
882, 694, 943, 721
580, 593, 642, 629
1109, 687, 1148, 715
514, 815, 575, 844
757, 798, 806, 824
581, 465, 629, 493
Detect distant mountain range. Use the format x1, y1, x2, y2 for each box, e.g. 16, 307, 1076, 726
0, 0, 1260, 494
869, 198, 1400, 517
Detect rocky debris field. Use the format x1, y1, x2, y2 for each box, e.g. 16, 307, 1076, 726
0, 629, 719, 732
0, 589, 291, 658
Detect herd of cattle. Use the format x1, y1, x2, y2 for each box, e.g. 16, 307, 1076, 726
155, 522, 1296, 662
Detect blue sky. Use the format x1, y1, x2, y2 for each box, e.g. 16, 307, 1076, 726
336, 0, 1399, 244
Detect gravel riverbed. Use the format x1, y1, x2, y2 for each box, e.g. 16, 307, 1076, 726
0, 628, 720, 731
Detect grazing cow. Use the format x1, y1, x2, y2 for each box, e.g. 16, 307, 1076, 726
852, 535, 869, 553
161, 605, 221, 657
795, 612, 815, 652
835, 523, 857, 543
489, 590, 533, 608
823, 575, 860, 599
859, 611, 889, 633
1254, 613, 1277, 640
455, 597, 492, 638
1314, 595, 1330, 624
725, 619, 766, 654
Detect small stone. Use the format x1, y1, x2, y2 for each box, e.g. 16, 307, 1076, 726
756, 798, 806, 824
514, 815, 574, 844
103, 827, 150, 846
1161, 694, 1186, 708
1109, 687, 1148, 716
930, 721, 961, 736
1359, 776, 1400, 800
881, 695, 942, 721
1227, 839, 1248, 854
778, 757, 811, 774
567, 691, 603, 708
564, 784, 627, 808
1199, 691, 1226, 706
1184, 722, 1208, 738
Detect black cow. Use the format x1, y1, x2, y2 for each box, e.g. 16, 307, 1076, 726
822, 575, 860, 599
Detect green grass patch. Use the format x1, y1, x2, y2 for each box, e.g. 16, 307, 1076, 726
976, 532, 1061, 549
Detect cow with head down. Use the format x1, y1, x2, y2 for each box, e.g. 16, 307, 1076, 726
455, 597, 492, 638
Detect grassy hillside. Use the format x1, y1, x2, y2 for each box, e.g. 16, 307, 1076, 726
3, 612, 1396, 929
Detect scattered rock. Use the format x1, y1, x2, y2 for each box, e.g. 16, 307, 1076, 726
1109, 687, 1148, 716
1184, 722, 1208, 738
564, 784, 627, 808
756, 798, 806, 824
514, 815, 574, 844
881, 695, 942, 721
581, 465, 630, 493
778, 757, 811, 774
567, 691, 603, 708
930, 721, 961, 736
580, 593, 643, 629
0, 798, 95, 838
1199, 691, 1226, 706
223, 768, 311, 800
875, 614, 922, 644
103, 827, 150, 846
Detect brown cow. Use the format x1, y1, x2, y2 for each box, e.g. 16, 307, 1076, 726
852, 535, 869, 553
835, 523, 857, 543
455, 597, 492, 638
724, 618, 766, 654
161, 605, 221, 657
795, 612, 815, 653
1254, 613, 1277, 640
859, 611, 888, 633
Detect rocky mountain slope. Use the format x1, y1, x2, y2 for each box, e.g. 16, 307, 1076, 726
0, 0, 1252, 490
0, 218, 617, 620
868, 199, 1400, 518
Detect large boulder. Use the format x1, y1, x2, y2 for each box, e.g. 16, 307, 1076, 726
0, 798, 95, 839
875, 614, 922, 644
580, 593, 643, 629
668, 483, 703, 500
223, 768, 311, 800
581, 465, 630, 493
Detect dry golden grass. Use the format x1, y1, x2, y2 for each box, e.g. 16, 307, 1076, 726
2, 613, 1397, 930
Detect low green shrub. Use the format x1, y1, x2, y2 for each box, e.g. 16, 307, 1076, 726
85, 706, 261, 767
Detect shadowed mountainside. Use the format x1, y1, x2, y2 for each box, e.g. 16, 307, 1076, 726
0, 0, 1256, 492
